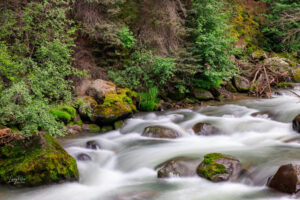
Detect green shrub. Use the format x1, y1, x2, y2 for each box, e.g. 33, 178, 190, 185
0, 0, 79, 136
262, 0, 300, 53
119, 26, 136, 48
109, 50, 176, 93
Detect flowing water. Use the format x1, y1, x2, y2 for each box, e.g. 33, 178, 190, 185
1, 86, 300, 200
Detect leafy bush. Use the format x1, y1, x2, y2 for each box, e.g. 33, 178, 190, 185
0, 0, 78, 136
109, 50, 176, 92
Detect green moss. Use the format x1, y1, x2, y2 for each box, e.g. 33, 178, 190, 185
197, 153, 232, 180
102, 126, 113, 132
51, 110, 71, 124
294, 69, 300, 83
277, 82, 294, 88
59, 106, 76, 119
0, 133, 78, 187
93, 88, 136, 124
51, 105, 77, 124
114, 120, 124, 129
88, 124, 101, 132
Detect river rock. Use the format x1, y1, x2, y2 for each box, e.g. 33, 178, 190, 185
66, 125, 82, 135
293, 114, 300, 133
197, 153, 242, 182
192, 123, 220, 136
156, 157, 199, 178
91, 88, 137, 124
233, 76, 250, 92
0, 133, 78, 187
76, 153, 92, 161
142, 126, 180, 139
267, 164, 300, 194
192, 88, 214, 101
82, 124, 101, 132
76, 79, 116, 103
86, 140, 100, 150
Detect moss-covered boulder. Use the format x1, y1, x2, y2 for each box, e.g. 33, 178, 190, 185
0, 133, 79, 187
197, 153, 242, 182
192, 88, 214, 101
92, 88, 136, 124
233, 76, 250, 92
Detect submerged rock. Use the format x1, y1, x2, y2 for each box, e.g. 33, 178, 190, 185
142, 126, 180, 139
267, 164, 300, 194
293, 114, 300, 133
192, 123, 220, 136
86, 140, 100, 150
0, 134, 79, 187
197, 153, 242, 182
76, 153, 92, 161
156, 157, 199, 178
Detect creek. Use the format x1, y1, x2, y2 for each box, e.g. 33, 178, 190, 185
1, 86, 300, 200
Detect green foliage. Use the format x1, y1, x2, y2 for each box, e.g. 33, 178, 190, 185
119, 26, 136, 48
0, 83, 64, 136
178, 0, 238, 90
262, 0, 300, 53
109, 50, 176, 92
0, 0, 78, 136
139, 87, 160, 111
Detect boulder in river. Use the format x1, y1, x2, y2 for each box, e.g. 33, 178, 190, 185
197, 153, 242, 182
77, 153, 92, 161
0, 133, 79, 187
86, 140, 100, 150
156, 157, 199, 178
142, 126, 180, 139
293, 114, 300, 133
267, 164, 300, 194
192, 123, 220, 136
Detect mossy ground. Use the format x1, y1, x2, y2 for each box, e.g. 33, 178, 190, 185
197, 153, 231, 180
0, 133, 78, 187
277, 82, 294, 88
